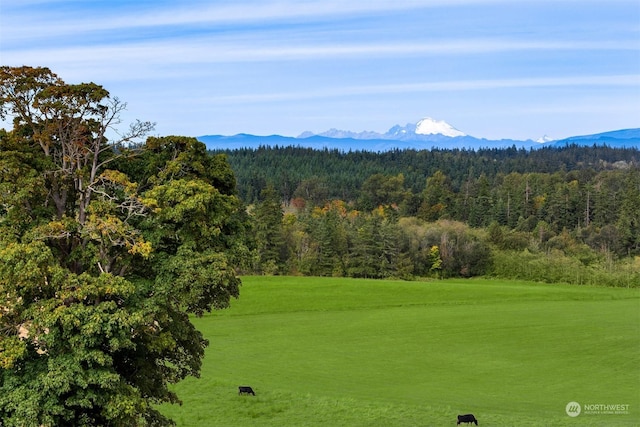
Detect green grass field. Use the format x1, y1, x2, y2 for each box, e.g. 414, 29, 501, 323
160, 277, 640, 426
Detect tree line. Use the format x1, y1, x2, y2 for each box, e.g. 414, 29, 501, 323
218, 144, 639, 205
217, 146, 640, 286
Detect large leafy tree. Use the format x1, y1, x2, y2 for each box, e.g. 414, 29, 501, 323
0, 66, 243, 425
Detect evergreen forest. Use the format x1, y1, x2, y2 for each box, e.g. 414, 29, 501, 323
213, 145, 640, 286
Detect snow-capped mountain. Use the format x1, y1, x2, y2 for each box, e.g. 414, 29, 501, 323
304, 117, 467, 140
415, 117, 466, 137
536, 135, 555, 143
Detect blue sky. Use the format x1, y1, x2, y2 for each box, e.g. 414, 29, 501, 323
1, 0, 639, 140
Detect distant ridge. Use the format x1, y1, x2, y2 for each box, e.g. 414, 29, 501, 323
198, 119, 640, 152
197, 133, 542, 152
554, 129, 640, 148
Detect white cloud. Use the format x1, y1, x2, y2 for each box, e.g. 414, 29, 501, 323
199, 74, 640, 104
1, 1, 452, 41
5, 0, 638, 42
4, 37, 636, 77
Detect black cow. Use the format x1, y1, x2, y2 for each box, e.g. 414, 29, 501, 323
457, 414, 478, 425
238, 386, 255, 396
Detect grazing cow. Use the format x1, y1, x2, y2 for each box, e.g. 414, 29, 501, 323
238, 386, 255, 396
457, 414, 478, 425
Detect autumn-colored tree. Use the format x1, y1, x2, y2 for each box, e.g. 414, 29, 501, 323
429, 245, 443, 277
0, 66, 243, 426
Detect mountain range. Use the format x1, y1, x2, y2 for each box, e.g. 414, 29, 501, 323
198, 117, 640, 152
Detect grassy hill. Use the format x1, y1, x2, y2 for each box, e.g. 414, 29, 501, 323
160, 277, 639, 426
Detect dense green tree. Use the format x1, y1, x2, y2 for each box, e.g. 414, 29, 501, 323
617, 169, 640, 255
468, 174, 493, 227
358, 173, 409, 211
253, 185, 286, 273
418, 171, 453, 221
303, 201, 352, 276
347, 214, 385, 278
0, 66, 243, 426
591, 171, 621, 227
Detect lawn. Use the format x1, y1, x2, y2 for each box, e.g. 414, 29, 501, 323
160, 276, 640, 426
